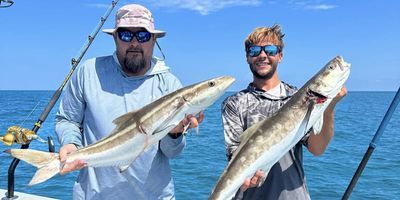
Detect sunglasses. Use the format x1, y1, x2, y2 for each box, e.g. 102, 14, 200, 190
247, 45, 280, 57
117, 29, 152, 43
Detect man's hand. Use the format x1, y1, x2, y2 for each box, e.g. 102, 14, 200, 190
169, 111, 204, 135
59, 144, 87, 175
240, 170, 265, 192
328, 86, 347, 109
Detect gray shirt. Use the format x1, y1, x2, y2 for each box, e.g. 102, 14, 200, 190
222, 82, 311, 200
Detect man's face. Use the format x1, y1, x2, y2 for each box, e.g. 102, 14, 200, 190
246, 41, 282, 80
114, 27, 155, 76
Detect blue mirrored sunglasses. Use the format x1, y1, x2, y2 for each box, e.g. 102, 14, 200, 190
247, 45, 280, 57
117, 29, 152, 43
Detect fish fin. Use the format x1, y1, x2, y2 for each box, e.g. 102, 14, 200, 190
112, 110, 138, 126
190, 111, 202, 135
238, 122, 263, 145
5, 149, 60, 185
29, 162, 60, 186
119, 163, 131, 173
153, 124, 176, 136
257, 175, 267, 188
300, 101, 315, 136
182, 122, 191, 135
230, 122, 263, 161
257, 167, 271, 187
312, 114, 323, 135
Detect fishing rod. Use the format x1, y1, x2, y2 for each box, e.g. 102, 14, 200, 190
2, 1, 119, 198
342, 87, 400, 200
0, 0, 14, 8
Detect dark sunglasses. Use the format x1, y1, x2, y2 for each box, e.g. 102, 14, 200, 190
247, 45, 280, 57
117, 29, 152, 43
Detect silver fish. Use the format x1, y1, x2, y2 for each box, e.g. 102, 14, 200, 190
5, 76, 235, 186
209, 56, 350, 200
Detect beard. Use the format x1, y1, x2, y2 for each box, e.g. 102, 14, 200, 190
120, 48, 147, 74
249, 62, 277, 80
124, 55, 145, 74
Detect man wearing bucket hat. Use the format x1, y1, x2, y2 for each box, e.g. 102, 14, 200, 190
55, 4, 202, 200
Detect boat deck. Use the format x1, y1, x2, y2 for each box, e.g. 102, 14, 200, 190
0, 189, 56, 200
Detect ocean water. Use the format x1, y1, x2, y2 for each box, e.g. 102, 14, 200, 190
0, 91, 399, 200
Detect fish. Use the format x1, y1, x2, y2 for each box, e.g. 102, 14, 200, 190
209, 56, 350, 200
5, 76, 235, 186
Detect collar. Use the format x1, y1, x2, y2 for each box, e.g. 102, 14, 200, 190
248, 82, 290, 100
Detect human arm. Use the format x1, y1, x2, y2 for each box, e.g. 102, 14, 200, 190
307, 86, 347, 156
160, 112, 204, 158
55, 65, 86, 174
221, 97, 244, 160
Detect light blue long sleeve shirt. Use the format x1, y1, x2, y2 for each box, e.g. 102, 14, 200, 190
55, 53, 185, 200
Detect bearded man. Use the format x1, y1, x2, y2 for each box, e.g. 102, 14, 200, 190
56, 4, 202, 200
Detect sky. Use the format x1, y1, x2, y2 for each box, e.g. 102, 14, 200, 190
0, 0, 399, 91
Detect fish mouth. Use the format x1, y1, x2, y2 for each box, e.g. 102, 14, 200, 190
307, 89, 328, 104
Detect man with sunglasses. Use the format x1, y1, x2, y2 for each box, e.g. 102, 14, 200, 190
221, 25, 347, 199
55, 4, 202, 200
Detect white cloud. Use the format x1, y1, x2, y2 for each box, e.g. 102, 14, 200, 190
86, 3, 110, 9
87, 1, 336, 14
147, 0, 262, 15
289, 0, 338, 10
304, 4, 337, 10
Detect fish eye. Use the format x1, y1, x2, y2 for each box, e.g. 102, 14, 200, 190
208, 81, 216, 87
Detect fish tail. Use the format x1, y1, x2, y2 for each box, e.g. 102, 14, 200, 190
4, 149, 60, 186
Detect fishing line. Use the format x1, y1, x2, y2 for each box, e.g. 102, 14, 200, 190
3, 1, 120, 198
18, 100, 41, 128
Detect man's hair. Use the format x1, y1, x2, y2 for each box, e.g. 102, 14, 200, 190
244, 24, 285, 51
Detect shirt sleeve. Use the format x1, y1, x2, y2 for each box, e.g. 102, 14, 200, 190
159, 134, 186, 159
221, 97, 244, 161
55, 64, 85, 148
159, 73, 186, 158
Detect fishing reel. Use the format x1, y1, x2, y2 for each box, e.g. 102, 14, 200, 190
0, 126, 46, 146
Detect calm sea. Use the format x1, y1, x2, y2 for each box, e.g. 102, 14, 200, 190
0, 91, 399, 200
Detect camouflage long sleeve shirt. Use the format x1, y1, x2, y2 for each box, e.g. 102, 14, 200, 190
221, 82, 312, 200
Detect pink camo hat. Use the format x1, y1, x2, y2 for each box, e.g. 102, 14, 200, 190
103, 4, 166, 38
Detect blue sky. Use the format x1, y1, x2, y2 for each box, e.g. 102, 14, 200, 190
0, 0, 399, 91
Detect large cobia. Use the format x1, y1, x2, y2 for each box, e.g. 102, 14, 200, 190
5, 76, 235, 186
209, 56, 350, 200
